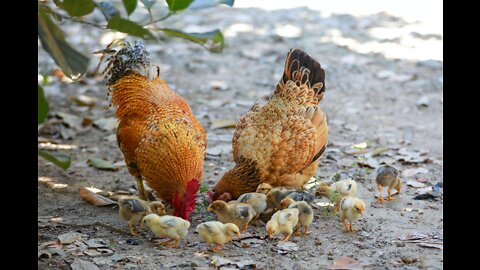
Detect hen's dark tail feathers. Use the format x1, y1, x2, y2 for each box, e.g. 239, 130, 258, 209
279, 48, 326, 99
95, 40, 151, 86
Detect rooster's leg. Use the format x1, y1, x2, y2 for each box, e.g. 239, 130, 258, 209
135, 176, 148, 201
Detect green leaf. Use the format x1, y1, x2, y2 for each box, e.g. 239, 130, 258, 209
96, 2, 121, 20
38, 150, 71, 171
166, 0, 193, 11
55, 0, 95, 17
38, 7, 90, 80
87, 158, 119, 171
140, 0, 157, 9
188, 0, 234, 10
199, 184, 209, 194
160, 28, 224, 52
38, 85, 49, 124
107, 16, 154, 39
122, 0, 138, 16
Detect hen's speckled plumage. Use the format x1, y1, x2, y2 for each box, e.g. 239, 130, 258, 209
212, 49, 328, 200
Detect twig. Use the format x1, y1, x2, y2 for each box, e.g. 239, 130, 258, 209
49, 10, 106, 29
54, 221, 130, 235
143, 12, 172, 26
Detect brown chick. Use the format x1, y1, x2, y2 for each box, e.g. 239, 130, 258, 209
375, 165, 402, 203
118, 196, 152, 236
211, 49, 328, 201
256, 183, 273, 194
339, 196, 365, 232
266, 187, 298, 209
281, 199, 314, 235
266, 208, 299, 242
149, 201, 167, 216
207, 200, 255, 232
196, 221, 241, 252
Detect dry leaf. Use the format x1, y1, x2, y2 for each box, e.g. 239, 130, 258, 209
402, 168, 429, 177
418, 243, 443, 249
271, 242, 298, 254
71, 258, 100, 270
328, 257, 362, 270
406, 180, 426, 188
85, 239, 108, 248
83, 249, 101, 257
79, 187, 117, 206
58, 232, 82, 244
206, 144, 232, 156
71, 95, 98, 108
210, 119, 237, 129
87, 158, 119, 171
357, 157, 379, 168
94, 117, 118, 131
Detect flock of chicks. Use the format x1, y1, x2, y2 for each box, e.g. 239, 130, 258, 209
117, 164, 402, 252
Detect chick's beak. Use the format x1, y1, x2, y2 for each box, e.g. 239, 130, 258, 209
237, 232, 241, 238
140, 219, 145, 228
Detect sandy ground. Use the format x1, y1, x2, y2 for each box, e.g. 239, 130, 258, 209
38, 2, 443, 269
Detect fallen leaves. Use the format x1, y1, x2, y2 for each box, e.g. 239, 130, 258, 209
210, 119, 237, 129
211, 255, 256, 269
71, 258, 100, 270
328, 257, 362, 270
58, 232, 82, 244
79, 187, 117, 206
87, 158, 119, 171
271, 241, 298, 254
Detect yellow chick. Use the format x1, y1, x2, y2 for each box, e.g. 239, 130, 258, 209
256, 183, 273, 194
237, 192, 267, 220
141, 214, 190, 248
281, 198, 314, 235
196, 221, 241, 252
266, 187, 298, 209
118, 196, 152, 236
375, 165, 402, 203
315, 178, 357, 211
207, 200, 255, 232
338, 196, 365, 232
266, 208, 299, 241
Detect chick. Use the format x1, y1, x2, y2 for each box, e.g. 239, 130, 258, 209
266, 208, 299, 241
281, 198, 314, 235
118, 196, 152, 236
149, 201, 167, 216
315, 178, 358, 211
256, 183, 273, 194
207, 200, 255, 232
237, 192, 267, 221
196, 221, 241, 252
266, 187, 298, 209
338, 196, 365, 232
375, 165, 402, 203
141, 214, 190, 248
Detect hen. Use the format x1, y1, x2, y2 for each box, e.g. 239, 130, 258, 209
211, 49, 327, 200
98, 41, 206, 220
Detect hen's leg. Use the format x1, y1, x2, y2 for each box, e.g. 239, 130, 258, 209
135, 176, 148, 201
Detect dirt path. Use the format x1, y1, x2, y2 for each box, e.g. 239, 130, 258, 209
38, 4, 443, 269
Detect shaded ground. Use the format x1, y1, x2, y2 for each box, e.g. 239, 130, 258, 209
38, 4, 443, 270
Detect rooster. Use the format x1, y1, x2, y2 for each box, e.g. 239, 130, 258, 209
97, 40, 206, 220
211, 49, 328, 201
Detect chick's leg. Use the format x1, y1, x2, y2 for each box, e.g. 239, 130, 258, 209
211, 244, 224, 252
377, 185, 384, 203
293, 225, 301, 236
134, 176, 148, 201
128, 224, 137, 236
164, 239, 180, 248
342, 218, 349, 231
304, 225, 311, 235
349, 221, 355, 232
387, 187, 395, 201
154, 238, 175, 246
281, 233, 292, 242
